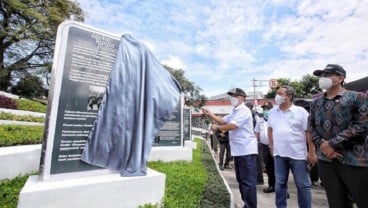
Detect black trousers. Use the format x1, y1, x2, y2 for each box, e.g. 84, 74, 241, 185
260, 143, 275, 187
309, 162, 319, 182
219, 142, 231, 166
257, 143, 264, 183
318, 159, 368, 208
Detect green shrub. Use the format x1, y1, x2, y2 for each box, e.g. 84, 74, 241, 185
0, 173, 34, 208
148, 139, 229, 208
0, 112, 45, 123
0, 95, 17, 109
15, 99, 47, 113
199, 140, 231, 207
0, 125, 44, 147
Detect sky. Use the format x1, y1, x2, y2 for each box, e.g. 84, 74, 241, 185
75, 0, 368, 97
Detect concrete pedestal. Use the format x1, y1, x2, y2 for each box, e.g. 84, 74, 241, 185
17, 169, 165, 208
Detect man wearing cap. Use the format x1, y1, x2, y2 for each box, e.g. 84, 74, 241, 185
309, 64, 368, 208
255, 101, 276, 193
202, 88, 258, 208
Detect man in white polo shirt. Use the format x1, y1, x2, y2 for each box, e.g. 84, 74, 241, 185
268, 85, 315, 208
203, 87, 258, 208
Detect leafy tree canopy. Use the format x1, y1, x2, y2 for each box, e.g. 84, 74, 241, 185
264, 74, 320, 99
163, 65, 207, 109
0, 0, 84, 92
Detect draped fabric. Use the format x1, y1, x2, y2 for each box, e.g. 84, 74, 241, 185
81, 34, 182, 176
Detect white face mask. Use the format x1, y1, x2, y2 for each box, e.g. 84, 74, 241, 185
275, 95, 285, 105
230, 97, 239, 106
319, 77, 333, 90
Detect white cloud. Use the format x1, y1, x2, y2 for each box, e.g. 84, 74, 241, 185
75, 0, 368, 97
161, 55, 186, 70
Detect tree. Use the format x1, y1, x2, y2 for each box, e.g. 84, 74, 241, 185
0, 0, 84, 91
264, 75, 319, 99
11, 73, 46, 98
163, 65, 207, 109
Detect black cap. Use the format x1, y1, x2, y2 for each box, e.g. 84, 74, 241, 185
313, 64, 346, 78
261, 101, 273, 109
227, 88, 246, 97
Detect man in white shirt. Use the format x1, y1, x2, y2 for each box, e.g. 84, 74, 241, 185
254, 101, 275, 193
268, 85, 316, 208
203, 88, 258, 208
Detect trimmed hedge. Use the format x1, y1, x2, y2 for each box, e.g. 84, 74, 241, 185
15, 99, 47, 113
0, 112, 45, 123
0, 95, 17, 109
0, 95, 47, 113
0, 125, 44, 147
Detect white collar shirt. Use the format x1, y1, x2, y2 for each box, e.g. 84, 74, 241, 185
223, 103, 258, 156
254, 118, 269, 145
267, 104, 309, 160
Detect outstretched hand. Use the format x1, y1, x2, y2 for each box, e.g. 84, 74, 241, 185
202, 108, 211, 116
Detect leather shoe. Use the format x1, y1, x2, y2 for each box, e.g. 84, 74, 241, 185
223, 165, 231, 169
263, 186, 275, 193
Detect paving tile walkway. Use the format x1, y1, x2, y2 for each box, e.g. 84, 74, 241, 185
206, 139, 329, 208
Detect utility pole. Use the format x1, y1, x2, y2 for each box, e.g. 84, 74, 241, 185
251, 78, 268, 107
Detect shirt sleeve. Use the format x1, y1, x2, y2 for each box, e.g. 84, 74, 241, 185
229, 108, 250, 128
254, 120, 261, 133
329, 92, 368, 151
308, 101, 323, 147
302, 108, 309, 131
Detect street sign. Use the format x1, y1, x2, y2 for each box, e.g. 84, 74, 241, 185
269, 79, 279, 88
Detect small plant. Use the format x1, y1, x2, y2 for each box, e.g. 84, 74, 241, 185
0, 95, 17, 109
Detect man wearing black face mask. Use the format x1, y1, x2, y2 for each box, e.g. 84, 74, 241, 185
309, 64, 368, 208
202, 87, 258, 208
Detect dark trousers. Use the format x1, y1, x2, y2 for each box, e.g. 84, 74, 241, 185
219, 142, 231, 166
234, 154, 257, 208
309, 163, 319, 182
260, 143, 275, 187
318, 159, 368, 208
257, 143, 264, 183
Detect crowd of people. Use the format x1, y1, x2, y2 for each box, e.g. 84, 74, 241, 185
202, 64, 368, 208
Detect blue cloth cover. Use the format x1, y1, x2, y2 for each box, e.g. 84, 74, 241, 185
81, 35, 181, 176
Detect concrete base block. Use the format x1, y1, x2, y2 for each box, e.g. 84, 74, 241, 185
149, 146, 192, 162
184, 140, 197, 149
0, 144, 41, 180
17, 169, 165, 208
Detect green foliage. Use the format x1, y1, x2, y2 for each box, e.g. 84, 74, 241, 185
0, 173, 34, 208
265, 74, 319, 99
0, 125, 43, 147
0, 112, 44, 123
199, 140, 230, 207
0, 172, 37, 208
149, 140, 207, 207
0, 0, 84, 90
15, 99, 47, 113
149, 139, 229, 207
0, 95, 17, 109
163, 65, 207, 109
11, 74, 47, 99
